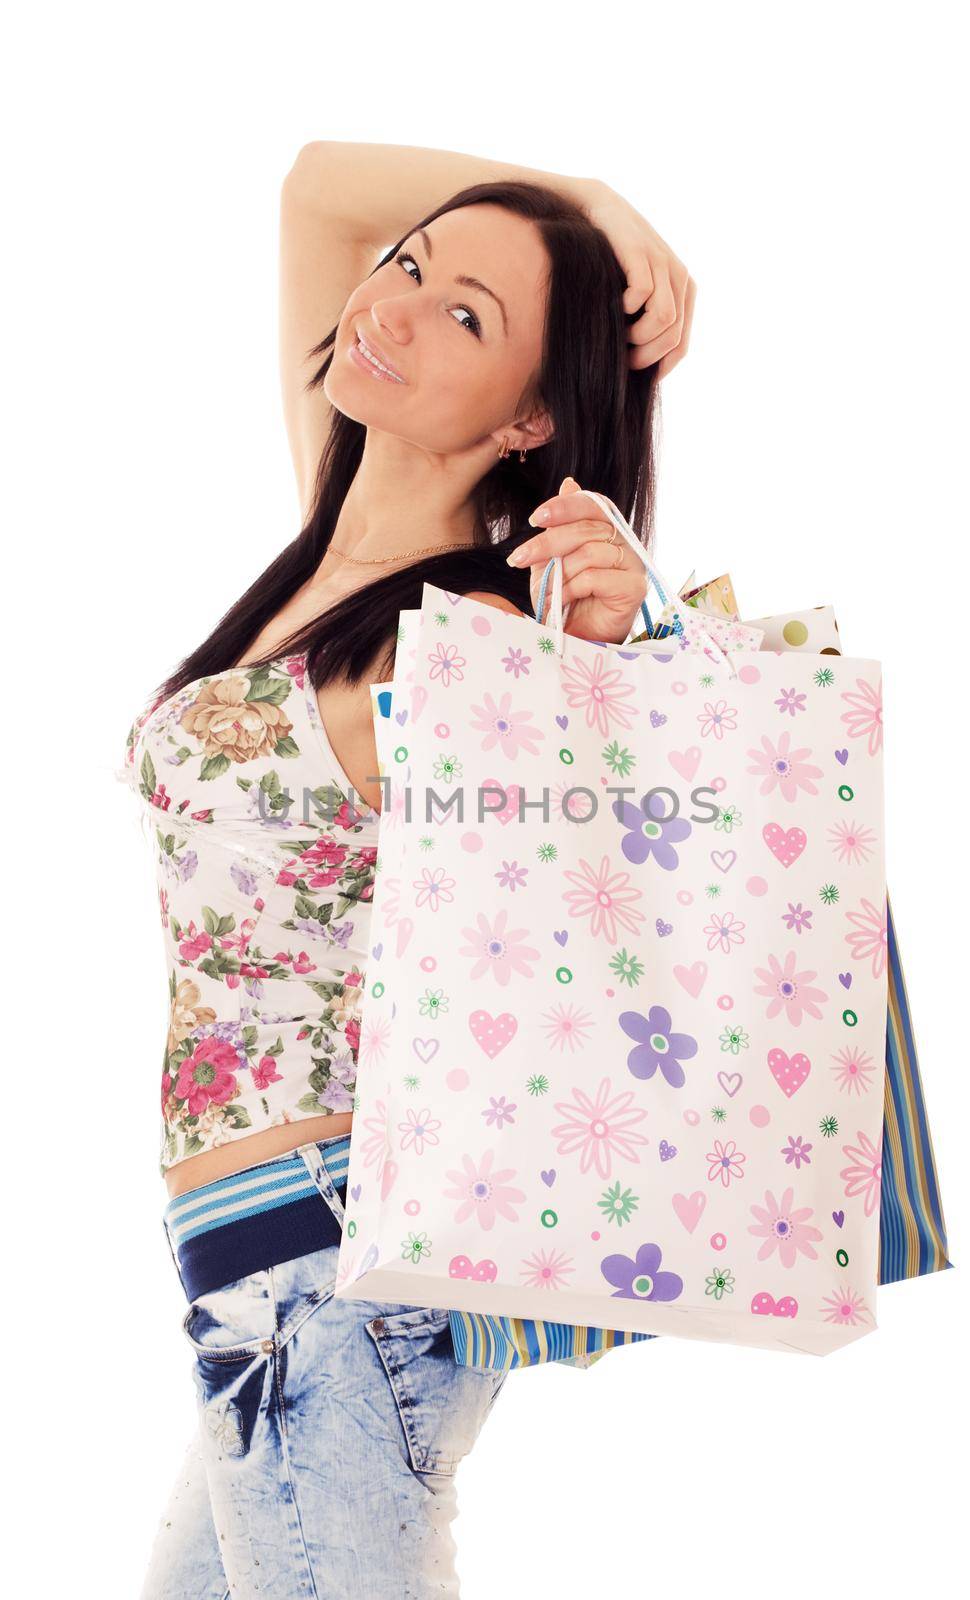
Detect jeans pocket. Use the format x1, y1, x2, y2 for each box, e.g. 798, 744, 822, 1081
180, 1269, 276, 1364
363, 1305, 509, 1480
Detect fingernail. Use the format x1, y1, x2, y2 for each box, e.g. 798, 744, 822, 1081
506, 549, 523, 564
528, 508, 550, 526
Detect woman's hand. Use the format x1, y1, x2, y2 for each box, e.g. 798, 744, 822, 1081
506, 478, 647, 644
581, 179, 696, 379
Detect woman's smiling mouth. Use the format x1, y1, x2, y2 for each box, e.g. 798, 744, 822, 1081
349, 329, 407, 383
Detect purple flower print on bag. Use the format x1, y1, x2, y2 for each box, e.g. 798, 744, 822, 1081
600, 1241, 684, 1302
619, 1005, 698, 1088
613, 790, 692, 870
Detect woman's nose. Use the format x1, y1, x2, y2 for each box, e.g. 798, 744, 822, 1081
367, 300, 412, 344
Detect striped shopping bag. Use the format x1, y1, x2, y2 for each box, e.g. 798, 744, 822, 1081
879, 895, 953, 1285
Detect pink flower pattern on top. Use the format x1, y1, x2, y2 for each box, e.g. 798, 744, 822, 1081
117, 649, 379, 1177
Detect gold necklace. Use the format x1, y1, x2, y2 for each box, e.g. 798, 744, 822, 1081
328, 539, 482, 566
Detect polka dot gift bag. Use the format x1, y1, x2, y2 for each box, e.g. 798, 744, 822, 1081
335, 494, 888, 1356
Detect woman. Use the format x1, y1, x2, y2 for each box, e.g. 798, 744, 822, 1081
128, 140, 694, 1598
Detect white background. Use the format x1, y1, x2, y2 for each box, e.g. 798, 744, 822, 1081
5, 2, 966, 1594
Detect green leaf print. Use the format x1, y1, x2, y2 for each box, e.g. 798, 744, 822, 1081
202, 905, 236, 937
199, 753, 232, 782
139, 749, 157, 798
306, 979, 348, 1003
244, 670, 292, 706
297, 1092, 326, 1113
221, 1105, 253, 1129
271, 735, 300, 760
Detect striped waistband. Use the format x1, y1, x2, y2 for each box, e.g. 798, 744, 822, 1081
163, 1133, 353, 1303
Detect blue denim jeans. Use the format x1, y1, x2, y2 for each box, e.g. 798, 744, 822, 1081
140, 1133, 511, 1598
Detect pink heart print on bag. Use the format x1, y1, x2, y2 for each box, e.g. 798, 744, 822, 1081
449, 1255, 498, 1283
751, 1291, 799, 1318
468, 1010, 518, 1058
768, 1048, 812, 1097
762, 822, 807, 867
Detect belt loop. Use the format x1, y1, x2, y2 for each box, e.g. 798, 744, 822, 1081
296, 1139, 347, 1224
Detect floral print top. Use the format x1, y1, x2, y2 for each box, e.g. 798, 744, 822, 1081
116, 651, 380, 1179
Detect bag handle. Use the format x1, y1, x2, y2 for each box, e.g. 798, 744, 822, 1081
532, 488, 735, 673
535, 558, 660, 647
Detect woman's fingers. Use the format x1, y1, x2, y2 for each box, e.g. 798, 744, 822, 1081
526, 541, 648, 615
526, 539, 643, 610
560, 564, 648, 608
631, 268, 696, 376
557, 538, 646, 584
580, 182, 695, 381
625, 257, 678, 354
507, 517, 614, 568
655, 272, 697, 380
524, 487, 616, 531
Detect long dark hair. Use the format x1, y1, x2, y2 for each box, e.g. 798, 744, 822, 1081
151, 179, 661, 704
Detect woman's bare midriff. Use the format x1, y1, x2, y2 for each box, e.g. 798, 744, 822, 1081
163, 570, 386, 1202
164, 1111, 356, 1197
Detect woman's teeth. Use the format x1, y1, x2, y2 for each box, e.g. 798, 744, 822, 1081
356, 334, 404, 381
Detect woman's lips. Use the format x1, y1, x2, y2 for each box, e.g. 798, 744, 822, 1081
348, 331, 407, 384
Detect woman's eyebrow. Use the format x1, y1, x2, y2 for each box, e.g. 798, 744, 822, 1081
410, 227, 509, 337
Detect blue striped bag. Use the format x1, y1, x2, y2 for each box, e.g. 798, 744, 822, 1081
879, 894, 952, 1284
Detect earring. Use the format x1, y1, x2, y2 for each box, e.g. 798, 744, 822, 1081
518, 447, 527, 463
499, 436, 512, 459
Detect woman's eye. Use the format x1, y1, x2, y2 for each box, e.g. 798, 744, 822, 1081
451, 306, 482, 337
393, 251, 482, 338
395, 251, 421, 281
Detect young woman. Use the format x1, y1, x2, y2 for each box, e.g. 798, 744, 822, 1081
128, 140, 694, 1598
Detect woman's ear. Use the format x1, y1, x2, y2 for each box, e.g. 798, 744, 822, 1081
524, 407, 555, 448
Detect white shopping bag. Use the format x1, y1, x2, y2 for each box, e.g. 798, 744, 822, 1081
335, 496, 887, 1355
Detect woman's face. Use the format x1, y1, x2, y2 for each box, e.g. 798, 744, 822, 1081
325, 204, 552, 456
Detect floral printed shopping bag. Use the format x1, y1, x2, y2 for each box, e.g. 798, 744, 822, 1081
336, 508, 888, 1355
